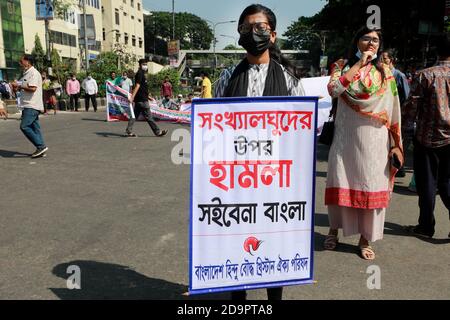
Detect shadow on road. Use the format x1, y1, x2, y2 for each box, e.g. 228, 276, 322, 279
95, 132, 126, 138
0, 149, 30, 158
82, 118, 107, 122
50, 260, 230, 300
384, 221, 450, 244
314, 213, 359, 255
392, 184, 417, 196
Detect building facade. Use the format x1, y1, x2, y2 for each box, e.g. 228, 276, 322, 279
0, 0, 25, 80
102, 0, 145, 62
0, 0, 145, 79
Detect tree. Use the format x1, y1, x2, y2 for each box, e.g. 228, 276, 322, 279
284, 0, 447, 70
148, 68, 180, 98
31, 34, 46, 72
144, 12, 214, 56
223, 45, 240, 50
53, 0, 77, 19
85, 52, 127, 97
112, 43, 137, 70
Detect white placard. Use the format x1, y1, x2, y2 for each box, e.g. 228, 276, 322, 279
301, 76, 332, 135
189, 97, 318, 295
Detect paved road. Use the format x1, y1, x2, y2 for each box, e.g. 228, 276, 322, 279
0, 111, 449, 299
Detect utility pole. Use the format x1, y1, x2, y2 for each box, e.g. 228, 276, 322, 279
172, 0, 175, 40
44, 19, 51, 63
212, 21, 236, 77
83, 0, 89, 71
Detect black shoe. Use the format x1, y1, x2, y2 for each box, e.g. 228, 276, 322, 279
395, 169, 406, 178
404, 225, 433, 238
31, 146, 48, 158
156, 129, 168, 137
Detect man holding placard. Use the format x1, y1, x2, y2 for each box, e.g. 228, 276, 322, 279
189, 4, 315, 301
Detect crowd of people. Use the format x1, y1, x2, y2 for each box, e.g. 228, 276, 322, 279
0, 2, 448, 302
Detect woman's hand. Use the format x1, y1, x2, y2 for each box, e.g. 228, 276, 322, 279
359, 50, 375, 67
389, 147, 404, 168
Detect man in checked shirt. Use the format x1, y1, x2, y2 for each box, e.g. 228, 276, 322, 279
403, 34, 450, 239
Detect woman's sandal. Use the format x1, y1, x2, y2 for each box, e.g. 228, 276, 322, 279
323, 234, 339, 250
359, 245, 375, 260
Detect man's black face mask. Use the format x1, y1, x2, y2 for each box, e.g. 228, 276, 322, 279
239, 30, 272, 57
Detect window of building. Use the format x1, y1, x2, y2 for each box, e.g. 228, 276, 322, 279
64, 11, 76, 24
116, 32, 121, 42
131, 0, 134, 8
102, 28, 106, 41
139, 38, 143, 48
131, 15, 134, 20
6, 0, 14, 14
124, 33, 129, 45
132, 36, 136, 47
115, 9, 120, 25
138, 3, 141, 11
124, 12, 127, 17
88, 41, 101, 51
79, 0, 100, 9
138, 18, 142, 23
50, 30, 77, 48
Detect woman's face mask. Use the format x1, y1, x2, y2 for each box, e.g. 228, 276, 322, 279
239, 30, 272, 57
356, 49, 378, 61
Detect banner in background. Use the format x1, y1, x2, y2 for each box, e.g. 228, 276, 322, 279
189, 97, 318, 295
106, 81, 134, 122
150, 104, 191, 123
300, 76, 332, 135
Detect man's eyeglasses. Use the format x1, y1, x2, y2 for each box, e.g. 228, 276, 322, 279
238, 22, 271, 34
360, 36, 380, 44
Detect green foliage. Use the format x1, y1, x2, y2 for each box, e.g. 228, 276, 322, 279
223, 44, 240, 50
144, 12, 214, 56
148, 68, 180, 98
31, 34, 46, 72
283, 0, 446, 69
53, 0, 77, 19
49, 49, 73, 94
85, 52, 127, 97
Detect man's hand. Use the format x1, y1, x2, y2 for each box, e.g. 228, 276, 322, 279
0, 107, 8, 119
10, 81, 19, 92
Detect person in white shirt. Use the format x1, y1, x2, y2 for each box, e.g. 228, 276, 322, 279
10, 54, 48, 158
81, 74, 98, 112
120, 71, 133, 93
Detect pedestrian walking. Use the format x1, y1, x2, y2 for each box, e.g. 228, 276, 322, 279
125, 58, 168, 138
10, 54, 49, 158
